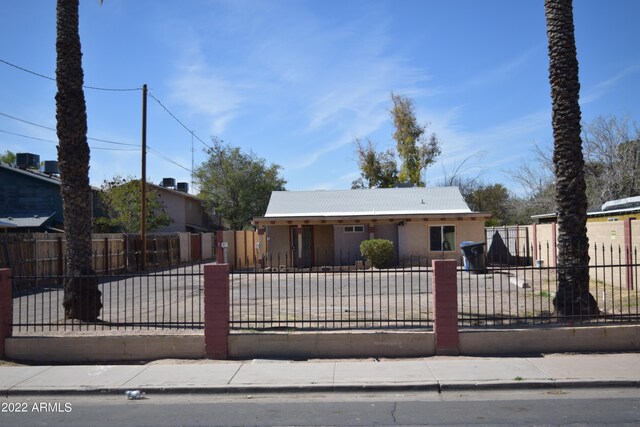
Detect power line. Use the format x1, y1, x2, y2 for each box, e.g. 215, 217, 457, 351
0, 128, 139, 151
147, 90, 212, 150
0, 129, 56, 144
1, 112, 194, 171
0, 111, 55, 132
148, 146, 193, 173
0, 111, 139, 147
1, 58, 208, 174
0, 58, 141, 92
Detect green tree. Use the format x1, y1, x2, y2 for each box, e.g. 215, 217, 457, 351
353, 94, 440, 188
95, 176, 173, 233
0, 150, 16, 166
351, 138, 398, 189
56, 0, 102, 321
195, 139, 286, 230
467, 184, 511, 226
391, 93, 440, 186
545, 0, 598, 317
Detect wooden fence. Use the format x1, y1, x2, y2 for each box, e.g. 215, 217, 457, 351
1, 233, 183, 290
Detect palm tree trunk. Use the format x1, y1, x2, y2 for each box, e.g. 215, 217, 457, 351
56, 0, 102, 321
545, 0, 598, 318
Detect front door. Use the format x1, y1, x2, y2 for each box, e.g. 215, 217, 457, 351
291, 226, 313, 268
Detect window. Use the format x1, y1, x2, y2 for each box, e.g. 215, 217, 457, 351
344, 225, 365, 233
429, 225, 456, 252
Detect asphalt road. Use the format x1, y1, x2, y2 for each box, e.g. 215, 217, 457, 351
2, 388, 640, 426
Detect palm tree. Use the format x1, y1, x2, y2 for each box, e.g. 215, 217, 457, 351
544, 0, 598, 318
56, 0, 102, 320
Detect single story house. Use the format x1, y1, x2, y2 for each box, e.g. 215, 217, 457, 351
253, 186, 490, 268
532, 195, 640, 224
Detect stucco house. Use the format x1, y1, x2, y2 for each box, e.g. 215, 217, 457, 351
151, 181, 216, 233
253, 187, 490, 268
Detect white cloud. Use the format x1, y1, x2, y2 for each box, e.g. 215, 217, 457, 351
167, 42, 245, 135
449, 45, 542, 95
581, 63, 640, 105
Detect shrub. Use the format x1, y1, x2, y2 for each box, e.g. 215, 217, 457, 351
359, 238, 395, 269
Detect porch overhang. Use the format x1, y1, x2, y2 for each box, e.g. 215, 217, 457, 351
253, 212, 491, 227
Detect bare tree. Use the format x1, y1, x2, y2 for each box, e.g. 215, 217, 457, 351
583, 115, 640, 207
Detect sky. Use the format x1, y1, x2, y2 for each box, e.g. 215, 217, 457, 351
1, 0, 639, 195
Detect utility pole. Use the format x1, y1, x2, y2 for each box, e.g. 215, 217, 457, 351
141, 84, 147, 270
191, 130, 194, 194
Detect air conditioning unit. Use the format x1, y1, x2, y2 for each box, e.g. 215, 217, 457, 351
176, 182, 189, 193
16, 153, 40, 169
162, 177, 176, 188
44, 160, 59, 175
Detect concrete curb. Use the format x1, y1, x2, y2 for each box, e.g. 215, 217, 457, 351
4, 380, 639, 397
439, 379, 640, 391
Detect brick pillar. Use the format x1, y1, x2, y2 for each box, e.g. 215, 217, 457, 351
432, 260, 459, 355
0, 269, 12, 359
204, 263, 229, 359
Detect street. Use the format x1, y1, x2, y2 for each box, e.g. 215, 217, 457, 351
2, 388, 640, 426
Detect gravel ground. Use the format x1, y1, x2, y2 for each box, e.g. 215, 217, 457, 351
10, 264, 564, 335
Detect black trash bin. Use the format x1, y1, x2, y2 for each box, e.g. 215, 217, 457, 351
460, 241, 487, 273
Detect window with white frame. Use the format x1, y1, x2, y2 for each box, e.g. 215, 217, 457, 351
429, 225, 456, 252
344, 225, 365, 233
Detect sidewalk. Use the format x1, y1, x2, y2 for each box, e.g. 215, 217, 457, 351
2, 353, 639, 396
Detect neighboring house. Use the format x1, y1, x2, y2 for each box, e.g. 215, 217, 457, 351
532, 195, 640, 224
253, 187, 490, 268
0, 161, 100, 232
152, 180, 216, 233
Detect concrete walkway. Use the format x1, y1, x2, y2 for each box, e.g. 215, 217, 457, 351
2, 353, 639, 396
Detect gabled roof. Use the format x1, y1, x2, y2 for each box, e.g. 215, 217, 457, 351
263, 187, 472, 218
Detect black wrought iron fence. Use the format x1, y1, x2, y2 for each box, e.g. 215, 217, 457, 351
10, 251, 204, 333
230, 253, 433, 330
458, 242, 640, 327
9, 242, 640, 334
